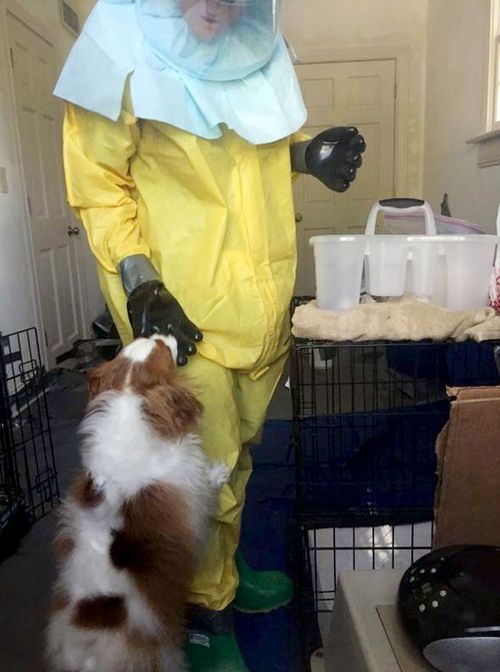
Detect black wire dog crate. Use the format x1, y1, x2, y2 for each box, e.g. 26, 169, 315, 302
289, 311, 500, 659
0, 328, 59, 560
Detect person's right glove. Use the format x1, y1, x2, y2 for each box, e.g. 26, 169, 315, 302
119, 255, 202, 366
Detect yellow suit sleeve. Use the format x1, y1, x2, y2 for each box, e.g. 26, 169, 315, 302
62, 96, 150, 274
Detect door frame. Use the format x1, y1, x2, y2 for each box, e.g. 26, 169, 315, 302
293, 43, 416, 198
1, 0, 89, 366
0, 0, 45, 362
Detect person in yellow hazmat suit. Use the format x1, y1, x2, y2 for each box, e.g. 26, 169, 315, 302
54, 1, 365, 669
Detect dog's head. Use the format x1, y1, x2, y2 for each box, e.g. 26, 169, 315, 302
86, 336, 203, 439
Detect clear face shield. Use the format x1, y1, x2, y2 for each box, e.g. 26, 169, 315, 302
137, 0, 282, 81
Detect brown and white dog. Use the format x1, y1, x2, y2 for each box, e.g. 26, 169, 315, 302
47, 335, 227, 672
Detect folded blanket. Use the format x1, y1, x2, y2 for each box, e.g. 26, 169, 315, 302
292, 297, 500, 342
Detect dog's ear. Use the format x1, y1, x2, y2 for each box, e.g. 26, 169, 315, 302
86, 355, 130, 401
142, 382, 203, 439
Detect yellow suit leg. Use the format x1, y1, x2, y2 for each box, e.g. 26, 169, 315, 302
184, 353, 288, 611
97, 265, 289, 610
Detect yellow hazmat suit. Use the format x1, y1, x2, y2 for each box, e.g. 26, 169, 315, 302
63, 93, 306, 610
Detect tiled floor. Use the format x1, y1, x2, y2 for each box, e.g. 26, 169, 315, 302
0, 367, 292, 671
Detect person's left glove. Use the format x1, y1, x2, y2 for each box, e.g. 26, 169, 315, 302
292, 127, 366, 193
119, 255, 202, 366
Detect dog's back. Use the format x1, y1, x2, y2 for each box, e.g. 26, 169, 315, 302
47, 336, 221, 672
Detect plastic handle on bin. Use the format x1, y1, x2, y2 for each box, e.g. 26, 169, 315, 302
380, 198, 425, 209
365, 199, 437, 236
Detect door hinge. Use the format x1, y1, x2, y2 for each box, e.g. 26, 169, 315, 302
394, 80, 398, 100
27, 195, 32, 215
9, 47, 14, 69
44, 330, 48, 348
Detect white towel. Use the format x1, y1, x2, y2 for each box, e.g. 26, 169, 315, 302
292, 297, 500, 343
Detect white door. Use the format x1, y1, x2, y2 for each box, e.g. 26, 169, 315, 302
7, 11, 85, 365
294, 59, 396, 295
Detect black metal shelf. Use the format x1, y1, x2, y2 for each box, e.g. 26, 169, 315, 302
289, 296, 500, 666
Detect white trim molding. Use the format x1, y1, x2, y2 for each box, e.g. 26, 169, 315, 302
467, 0, 500, 168
0, 0, 89, 364
0, 0, 46, 360
467, 128, 500, 168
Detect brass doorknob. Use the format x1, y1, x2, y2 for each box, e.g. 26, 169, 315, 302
67, 225, 80, 236
295, 212, 303, 223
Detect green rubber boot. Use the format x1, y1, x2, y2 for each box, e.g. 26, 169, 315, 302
233, 550, 294, 614
185, 606, 249, 672
186, 631, 249, 672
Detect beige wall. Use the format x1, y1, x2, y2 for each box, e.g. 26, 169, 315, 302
283, 0, 429, 197
424, 0, 500, 232
282, 0, 428, 50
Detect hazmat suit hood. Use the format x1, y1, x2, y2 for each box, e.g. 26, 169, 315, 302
54, 0, 307, 143
139, 0, 281, 81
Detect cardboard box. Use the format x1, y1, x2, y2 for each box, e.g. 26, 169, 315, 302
434, 387, 500, 549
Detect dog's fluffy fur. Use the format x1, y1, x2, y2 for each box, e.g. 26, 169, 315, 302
47, 336, 227, 672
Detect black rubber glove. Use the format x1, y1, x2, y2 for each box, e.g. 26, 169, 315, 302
305, 127, 366, 192
127, 281, 202, 366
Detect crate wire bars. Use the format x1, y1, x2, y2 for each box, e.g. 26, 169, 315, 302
289, 299, 500, 659
0, 328, 59, 559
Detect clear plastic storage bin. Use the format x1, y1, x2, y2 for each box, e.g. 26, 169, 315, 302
310, 199, 500, 312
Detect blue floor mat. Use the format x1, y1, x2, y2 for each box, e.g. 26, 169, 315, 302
236, 420, 303, 672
